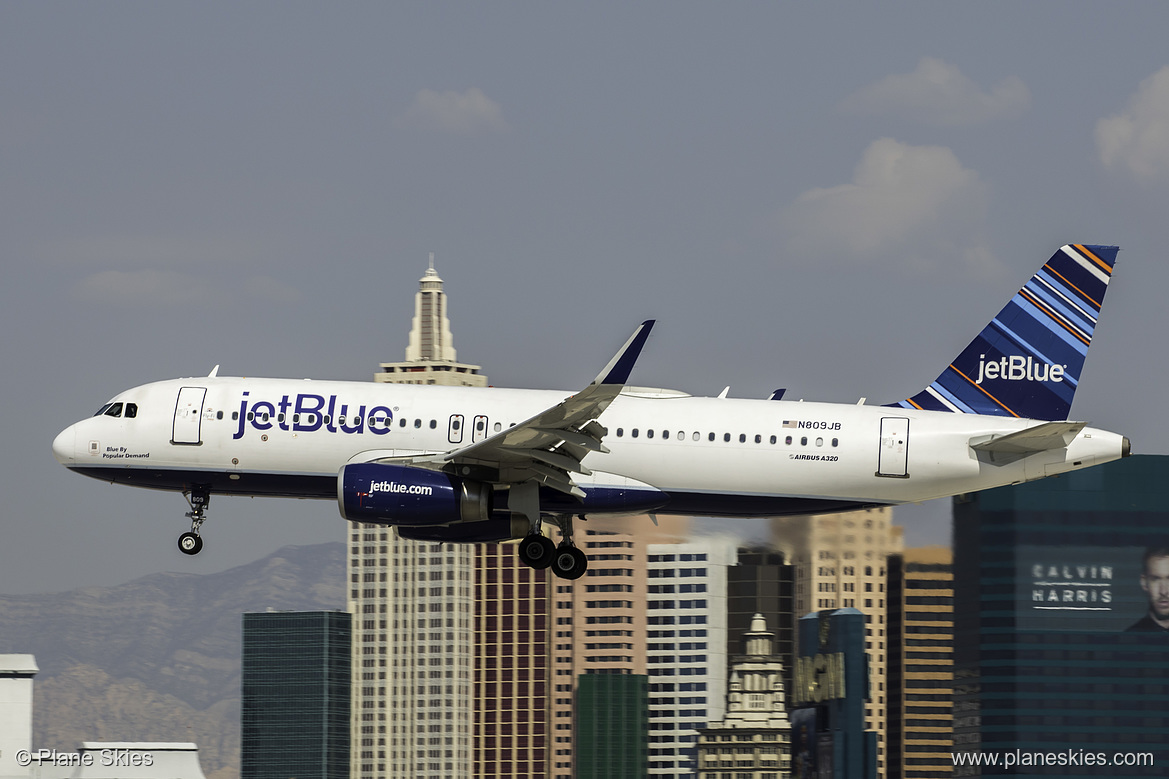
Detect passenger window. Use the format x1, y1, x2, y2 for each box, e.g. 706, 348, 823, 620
429, 420, 437, 429
104, 403, 123, 418
816, 437, 824, 447
691, 432, 699, 441
400, 418, 407, 427
723, 433, 730, 442
215, 410, 222, 420
616, 428, 624, 437
801, 437, 808, 446
293, 414, 300, 423
832, 438, 839, 447
494, 422, 502, 432
125, 403, 138, 419
277, 413, 285, 423
754, 434, 762, 444
770, 435, 776, 444
662, 430, 669, 440
632, 429, 639, 438
232, 411, 239, 421
247, 412, 255, 421
739, 434, 746, 443
414, 419, 422, 428
786, 436, 793, 445
647, 429, 654, 439
708, 432, 715, 442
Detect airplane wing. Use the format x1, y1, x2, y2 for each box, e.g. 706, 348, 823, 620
414, 321, 655, 502
970, 421, 1087, 455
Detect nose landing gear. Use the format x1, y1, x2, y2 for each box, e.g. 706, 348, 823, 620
178, 486, 210, 556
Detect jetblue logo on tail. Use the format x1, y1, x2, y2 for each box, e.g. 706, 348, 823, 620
975, 355, 1067, 385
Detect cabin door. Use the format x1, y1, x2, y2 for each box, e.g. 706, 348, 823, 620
172, 387, 207, 445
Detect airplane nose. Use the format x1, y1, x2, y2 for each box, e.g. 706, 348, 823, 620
52, 425, 76, 465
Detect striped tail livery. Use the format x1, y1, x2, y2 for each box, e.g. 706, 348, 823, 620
896, 244, 1118, 421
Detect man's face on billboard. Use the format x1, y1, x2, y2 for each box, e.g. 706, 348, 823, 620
1140, 555, 1169, 622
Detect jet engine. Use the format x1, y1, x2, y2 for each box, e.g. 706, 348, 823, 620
338, 462, 491, 526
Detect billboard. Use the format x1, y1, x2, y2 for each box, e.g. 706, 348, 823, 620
1016, 543, 1169, 632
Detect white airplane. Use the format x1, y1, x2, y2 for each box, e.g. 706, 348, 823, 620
53, 244, 1129, 579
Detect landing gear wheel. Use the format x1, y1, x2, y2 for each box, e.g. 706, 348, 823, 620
181, 486, 210, 556
518, 534, 556, 570
178, 532, 203, 555
550, 545, 588, 580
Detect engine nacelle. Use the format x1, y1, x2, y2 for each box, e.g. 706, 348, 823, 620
338, 463, 491, 526
397, 518, 530, 543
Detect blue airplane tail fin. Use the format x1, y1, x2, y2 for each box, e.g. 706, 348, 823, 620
893, 244, 1118, 421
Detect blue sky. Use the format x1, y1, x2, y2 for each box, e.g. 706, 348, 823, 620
4, 2, 1169, 592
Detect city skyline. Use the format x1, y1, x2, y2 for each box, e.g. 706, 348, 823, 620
10, 3, 1169, 594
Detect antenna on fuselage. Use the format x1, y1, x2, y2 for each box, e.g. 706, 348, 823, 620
208, 365, 220, 377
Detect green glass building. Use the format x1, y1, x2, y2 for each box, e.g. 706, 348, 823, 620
241, 611, 351, 779
953, 455, 1169, 777
575, 673, 649, 778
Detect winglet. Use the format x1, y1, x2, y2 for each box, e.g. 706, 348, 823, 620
591, 320, 655, 387
208, 365, 220, 378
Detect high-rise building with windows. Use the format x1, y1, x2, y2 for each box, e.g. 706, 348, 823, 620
351, 259, 547, 779
645, 537, 738, 777
952, 455, 1169, 776
727, 548, 795, 712
887, 547, 953, 779
696, 614, 792, 778
547, 515, 702, 779
772, 507, 903, 779
575, 673, 650, 779
241, 611, 351, 779
376, 254, 486, 387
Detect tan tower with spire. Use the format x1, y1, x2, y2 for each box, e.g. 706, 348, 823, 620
376, 253, 487, 386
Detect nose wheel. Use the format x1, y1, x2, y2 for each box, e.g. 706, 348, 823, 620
179, 486, 210, 556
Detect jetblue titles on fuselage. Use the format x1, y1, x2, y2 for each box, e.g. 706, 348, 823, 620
232, 392, 394, 439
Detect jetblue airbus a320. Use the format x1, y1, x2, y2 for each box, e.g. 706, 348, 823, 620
53, 244, 1129, 579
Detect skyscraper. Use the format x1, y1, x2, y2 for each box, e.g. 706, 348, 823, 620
376, 254, 486, 387
645, 537, 738, 777
696, 614, 792, 778
352, 259, 547, 779
887, 547, 953, 779
952, 455, 1169, 776
772, 507, 903, 778
241, 611, 351, 779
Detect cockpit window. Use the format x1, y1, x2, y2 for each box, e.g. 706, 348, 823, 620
94, 403, 113, 417
103, 403, 124, 418
124, 403, 138, 419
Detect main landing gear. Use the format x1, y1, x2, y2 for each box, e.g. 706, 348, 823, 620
178, 486, 209, 556
516, 514, 588, 580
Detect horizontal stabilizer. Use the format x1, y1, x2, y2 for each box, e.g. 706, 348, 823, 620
970, 421, 1086, 455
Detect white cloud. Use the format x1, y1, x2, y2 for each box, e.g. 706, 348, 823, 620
1096, 65, 1169, 182
72, 269, 301, 308
398, 88, 509, 135
839, 57, 1029, 126
777, 138, 998, 276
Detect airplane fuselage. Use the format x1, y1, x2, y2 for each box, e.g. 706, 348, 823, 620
53, 376, 1129, 517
